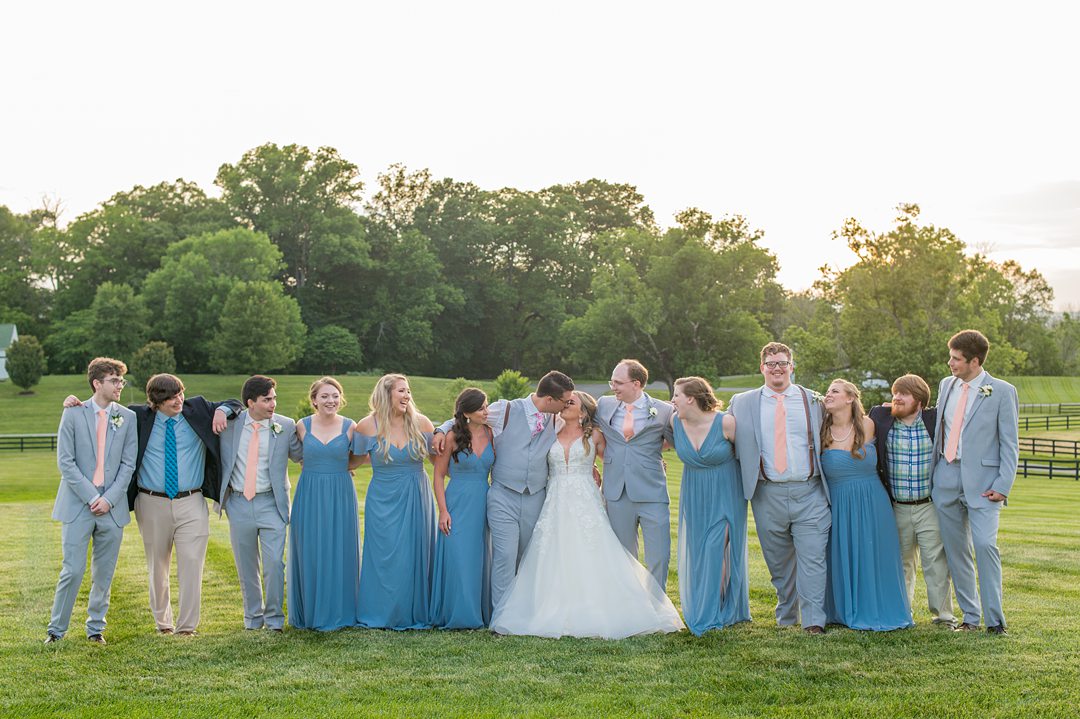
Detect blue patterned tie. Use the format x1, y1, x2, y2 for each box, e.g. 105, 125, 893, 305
164, 417, 178, 498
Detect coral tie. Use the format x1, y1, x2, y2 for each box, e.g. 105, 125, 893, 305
244, 423, 261, 500
944, 382, 970, 463
623, 404, 635, 441
92, 410, 107, 487
773, 395, 788, 475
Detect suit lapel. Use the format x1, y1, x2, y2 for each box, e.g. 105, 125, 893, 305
603, 397, 619, 427
82, 403, 98, 459
750, 388, 764, 453
102, 402, 115, 461
966, 373, 991, 426
936, 378, 958, 454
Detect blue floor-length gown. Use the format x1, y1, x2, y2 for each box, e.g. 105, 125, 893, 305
673, 413, 751, 635
288, 416, 361, 630
822, 442, 914, 631
430, 442, 494, 629
353, 430, 436, 629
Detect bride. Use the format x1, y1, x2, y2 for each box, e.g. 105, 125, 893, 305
489, 391, 684, 638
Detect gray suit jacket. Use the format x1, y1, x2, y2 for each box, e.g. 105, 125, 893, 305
728, 385, 829, 503
933, 372, 1019, 506
596, 394, 674, 503
217, 411, 303, 524
54, 401, 138, 526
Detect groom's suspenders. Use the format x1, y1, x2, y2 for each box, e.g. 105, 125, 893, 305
758, 387, 816, 480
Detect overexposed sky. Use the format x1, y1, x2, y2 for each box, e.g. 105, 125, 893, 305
3, 1, 1079, 307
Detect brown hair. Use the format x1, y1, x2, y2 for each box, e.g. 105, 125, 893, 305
450, 388, 488, 463
309, 376, 348, 409
242, 375, 277, 406
618, 359, 649, 387
87, 357, 127, 392
536, 370, 575, 399
146, 373, 185, 409
674, 377, 722, 412
760, 341, 793, 365
820, 379, 868, 459
575, 391, 601, 454
949, 329, 990, 365
891, 374, 931, 410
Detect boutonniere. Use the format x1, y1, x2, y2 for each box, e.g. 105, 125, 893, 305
810, 391, 824, 404
270, 421, 283, 435
109, 413, 124, 430
648, 406, 657, 418
978, 384, 993, 398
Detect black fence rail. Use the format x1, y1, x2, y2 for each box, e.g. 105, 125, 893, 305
1017, 457, 1080, 480
0, 434, 58, 451
1019, 437, 1080, 458
1018, 415, 1080, 431
1019, 402, 1080, 415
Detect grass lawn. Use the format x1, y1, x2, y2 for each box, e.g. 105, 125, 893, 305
2, 447, 1079, 718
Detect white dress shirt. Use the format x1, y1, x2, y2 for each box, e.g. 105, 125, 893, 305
758, 384, 813, 482
229, 416, 272, 494
940, 369, 988, 461
610, 393, 650, 436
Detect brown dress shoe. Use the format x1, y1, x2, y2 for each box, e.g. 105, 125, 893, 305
954, 622, 980, 632
804, 625, 825, 635
157, 627, 174, 635
986, 625, 1008, 635
87, 634, 106, 644
176, 630, 198, 637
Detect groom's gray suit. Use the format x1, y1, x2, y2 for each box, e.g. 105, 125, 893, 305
48, 400, 137, 638
932, 371, 1018, 629
729, 385, 830, 628
596, 393, 674, 590
217, 410, 302, 629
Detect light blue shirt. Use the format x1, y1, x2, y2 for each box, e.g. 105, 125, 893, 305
758, 384, 814, 482
610, 393, 650, 436
138, 411, 206, 493
940, 369, 988, 460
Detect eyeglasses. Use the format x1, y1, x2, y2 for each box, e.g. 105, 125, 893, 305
608, 379, 633, 388
763, 361, 792, 370
104, 378, 128, 387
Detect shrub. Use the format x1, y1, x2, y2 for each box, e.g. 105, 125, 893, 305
129, 341, 177, 388
6, 335, 46, 393
490, 369, 530, 401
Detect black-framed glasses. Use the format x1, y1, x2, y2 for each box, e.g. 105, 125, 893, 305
763, 361, 792, 369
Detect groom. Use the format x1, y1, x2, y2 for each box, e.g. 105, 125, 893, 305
595, 359, 674, 590
434, 370, 575, 610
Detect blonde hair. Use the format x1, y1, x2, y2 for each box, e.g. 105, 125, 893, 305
369, 373, 427, 461
674, 376, 722, 412
575, 391, 600, 454
821, 378, 868, 458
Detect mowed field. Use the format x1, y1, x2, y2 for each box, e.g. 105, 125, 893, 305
2, 374, 1079, 717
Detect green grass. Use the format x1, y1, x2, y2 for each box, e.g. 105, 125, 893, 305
2, 449, 1079, 717
1006, 376, 1080, 405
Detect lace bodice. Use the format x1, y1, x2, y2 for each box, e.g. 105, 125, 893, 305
547, 436, 598, 481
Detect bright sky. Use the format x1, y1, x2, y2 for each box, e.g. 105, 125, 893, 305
3, 1, 1079, 308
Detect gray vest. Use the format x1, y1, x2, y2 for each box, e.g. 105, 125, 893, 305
491, 398, 556, 495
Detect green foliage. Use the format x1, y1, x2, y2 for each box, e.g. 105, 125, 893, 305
300, 324, 363, 374
43, 309, 94, 374
209, 281, 307, 374
6, 334, 45, 391
0, 206, 51, 338
294, 395, 314, 421
89, 282, 150, 360
128, 341, 177, 388
490, 369, 531, 401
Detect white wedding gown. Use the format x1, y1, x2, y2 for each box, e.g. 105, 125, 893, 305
489, 437, 685, 638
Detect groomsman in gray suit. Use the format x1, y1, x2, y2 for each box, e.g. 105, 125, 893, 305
434, 371, 575, 611
933, 329, 1018, 635
46, 358, 137, 644
217, 376, 302, 631
595, 359, 675, 590
729, 341, 830, 634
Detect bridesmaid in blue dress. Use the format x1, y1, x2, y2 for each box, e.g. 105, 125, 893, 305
289, 377, 364, 630
670, 377, 750, 634
430, 388, 494, 629
820, 379, 913, 631
353, 373, 437, 630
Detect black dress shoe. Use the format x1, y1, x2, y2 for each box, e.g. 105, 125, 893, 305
87, 634, 106, 644
804, 625, 825, 635
954, 622, 980, 632
43, 633, 62, 645
986, 625, 1008, 635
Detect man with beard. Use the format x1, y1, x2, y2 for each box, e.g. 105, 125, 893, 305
869, 374, 957, 627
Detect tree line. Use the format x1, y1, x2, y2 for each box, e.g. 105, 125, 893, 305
2, 143, 1078, 396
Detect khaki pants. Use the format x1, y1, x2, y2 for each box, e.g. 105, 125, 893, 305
134, 492, 210, 633
893, 500, 956, 624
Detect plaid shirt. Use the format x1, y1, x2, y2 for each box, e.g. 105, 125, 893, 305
886, 416, 934, 501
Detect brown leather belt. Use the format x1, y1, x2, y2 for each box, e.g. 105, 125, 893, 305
893, 497, 931, 506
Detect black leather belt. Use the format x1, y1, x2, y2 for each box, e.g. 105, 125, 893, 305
139, 487, 201, 499
893, 497, 931, 506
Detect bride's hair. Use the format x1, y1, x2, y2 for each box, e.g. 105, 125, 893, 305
575, 391, 600, 454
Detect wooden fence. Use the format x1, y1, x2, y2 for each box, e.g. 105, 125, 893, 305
0, 434, 58, 451
1019, 403, 1080, 415
1016, 457, 1080, 481
1018, 415, 1080, 431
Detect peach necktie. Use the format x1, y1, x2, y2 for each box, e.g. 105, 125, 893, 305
243, 423, 262, 500
92, 409, 107, 487
944, 382, 970, 463
773, 395, 788, 475
622, 404, 635, 440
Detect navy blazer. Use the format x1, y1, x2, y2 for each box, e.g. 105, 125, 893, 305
867, 405, 937, 499
127, 396, 242, 511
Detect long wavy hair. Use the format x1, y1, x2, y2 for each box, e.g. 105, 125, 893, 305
369, 373, 427, 462
820, 379, 868, 459
450, 388, 488, 463
575, 391, 600, 455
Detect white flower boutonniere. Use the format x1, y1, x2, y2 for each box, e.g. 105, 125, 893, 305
978, 384, 993, 398
810, 391, 824, 404
648, 406, 657, 418
270, 421, 283, 435
109, 413, 124, 430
